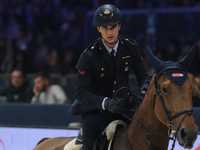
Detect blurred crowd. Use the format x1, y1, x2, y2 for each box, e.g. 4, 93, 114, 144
0, 0, 199, 105
143, 38, 200, 76
0, 0, 200, 74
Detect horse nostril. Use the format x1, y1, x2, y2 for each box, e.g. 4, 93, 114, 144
179, 127, 198, 148
180, 128, 187, 141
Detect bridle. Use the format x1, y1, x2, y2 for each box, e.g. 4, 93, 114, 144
116, 66, 194, 150
153, 66, 194, 150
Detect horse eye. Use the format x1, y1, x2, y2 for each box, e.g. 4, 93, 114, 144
162, 87, 168, 93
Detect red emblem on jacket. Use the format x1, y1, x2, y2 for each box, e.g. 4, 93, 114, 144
78, 69, 85, 75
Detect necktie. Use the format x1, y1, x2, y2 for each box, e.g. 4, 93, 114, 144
110, 49, 115, 63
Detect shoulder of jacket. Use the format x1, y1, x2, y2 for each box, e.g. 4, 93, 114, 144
120, 35, 137, 46
83, 38, 100, 56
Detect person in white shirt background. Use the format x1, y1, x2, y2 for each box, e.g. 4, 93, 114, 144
31, 71, 70, 104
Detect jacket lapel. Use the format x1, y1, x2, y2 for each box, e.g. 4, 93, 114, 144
97, 40, 115, 70
116, 38, 127, 64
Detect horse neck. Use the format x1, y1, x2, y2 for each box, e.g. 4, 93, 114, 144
127, 75, 169, 149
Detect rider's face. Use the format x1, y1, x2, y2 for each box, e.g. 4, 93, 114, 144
97, 24, 121, 48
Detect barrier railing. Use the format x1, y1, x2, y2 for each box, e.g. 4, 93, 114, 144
0, 73, 138, 87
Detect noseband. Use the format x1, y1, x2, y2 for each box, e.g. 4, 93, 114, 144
154, 66, 193, 150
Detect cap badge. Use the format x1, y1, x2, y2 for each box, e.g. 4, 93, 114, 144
104, 9, 110, 14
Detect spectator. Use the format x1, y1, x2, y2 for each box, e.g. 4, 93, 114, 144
166, 40, 181, 62
15, 50, 31, 73
190, 37, 200, 74
188, 73, 200, 107
0, 37, 7, 65
0, 67, 34, 103
31, 71, 70, 104
0, 40, 17, 73
32, 34, 49, 73
61, 49, 77, 74
47, 49, 63, 73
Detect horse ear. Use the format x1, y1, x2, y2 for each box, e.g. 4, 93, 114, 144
179, 43, 196, 70
146, 45, 162, 71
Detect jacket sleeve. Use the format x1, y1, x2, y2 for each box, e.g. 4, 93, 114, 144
75, 51, 105, 110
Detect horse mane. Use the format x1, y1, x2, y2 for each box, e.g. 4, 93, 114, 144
132, 74, 156, 118
37, 138, 50, 145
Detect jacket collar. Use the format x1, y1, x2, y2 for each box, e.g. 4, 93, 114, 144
102, 39, 119, 56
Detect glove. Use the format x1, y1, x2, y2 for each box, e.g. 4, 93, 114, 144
123, 96, 138, 117
137, 78, 150, 103
104, 98, 124, 114
137, 90, 146, 103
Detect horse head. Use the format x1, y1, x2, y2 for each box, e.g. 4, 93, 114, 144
146, 44, 198, 149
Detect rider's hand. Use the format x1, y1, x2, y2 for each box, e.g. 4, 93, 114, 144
103, 98, 124, 113
33, 85, 41, 96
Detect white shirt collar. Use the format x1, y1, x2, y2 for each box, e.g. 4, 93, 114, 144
102, 40, 119, 56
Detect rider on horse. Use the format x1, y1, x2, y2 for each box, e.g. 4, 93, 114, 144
69, 4, 151, 150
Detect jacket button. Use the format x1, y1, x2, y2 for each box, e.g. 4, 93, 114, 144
126, 62, 128, 65
114, 81, 116, 84
113, 90, 115, 93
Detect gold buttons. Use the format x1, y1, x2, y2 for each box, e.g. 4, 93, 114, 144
91, 46, 94, 49
125, 62, 128, 65
101, 68, 104, 71
114, 81, 116, 84
113, 90, 115, 93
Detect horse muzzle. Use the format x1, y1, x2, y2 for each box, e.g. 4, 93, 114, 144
177, 125, 198, 149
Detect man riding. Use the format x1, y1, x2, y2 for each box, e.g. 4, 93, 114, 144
69, 4, 151, 150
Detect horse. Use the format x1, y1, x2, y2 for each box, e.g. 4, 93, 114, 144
33, 44, 198, 150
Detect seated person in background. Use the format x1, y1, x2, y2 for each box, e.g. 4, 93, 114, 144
188, 73, 200, 107
31, 71, 70, 104
0, 67, 34, 103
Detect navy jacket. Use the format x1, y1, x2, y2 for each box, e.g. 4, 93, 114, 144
69, 36, 150, 115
